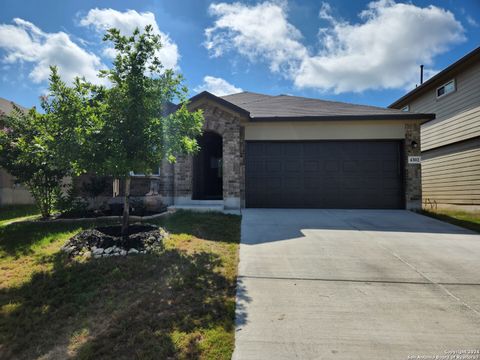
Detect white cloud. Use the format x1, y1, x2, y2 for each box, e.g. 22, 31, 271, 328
0, 18, 106, 84
466, 15, 478, 27
297, 0, 465, 92
205, 0, 465, 93
194, 76, 242, 96
80, 8, 180, 70
205, 1, 306, 74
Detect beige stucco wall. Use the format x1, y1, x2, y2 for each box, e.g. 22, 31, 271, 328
244, 120, 409, 141
0, 169, 34, 205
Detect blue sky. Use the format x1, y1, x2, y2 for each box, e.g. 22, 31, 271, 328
0, 0, 479, 109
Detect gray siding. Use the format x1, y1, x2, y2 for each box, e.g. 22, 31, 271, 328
404, 58, 480, 207
422, 105, 480, 151
408, 60, 480, 151
422, 139, 480, 205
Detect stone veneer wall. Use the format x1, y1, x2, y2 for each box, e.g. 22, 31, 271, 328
239, 126, 246, 208
172, 154, 193, 203
404, 122, 422, 210
172, 102, 243, 209
159, 160, 174, 205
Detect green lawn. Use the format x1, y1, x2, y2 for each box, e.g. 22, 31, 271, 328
0, 207, 241, 360
421, 208, 480, 233
0, 204, 40, 227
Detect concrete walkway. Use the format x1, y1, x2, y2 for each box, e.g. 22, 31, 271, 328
233, 209, 480, 360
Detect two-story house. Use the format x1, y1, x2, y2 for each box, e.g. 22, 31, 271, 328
390, 47, 480, 211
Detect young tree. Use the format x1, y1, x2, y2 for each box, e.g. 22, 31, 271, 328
98, 25, 204, 236
0, 106, 68, 218
42, 25, 202, 235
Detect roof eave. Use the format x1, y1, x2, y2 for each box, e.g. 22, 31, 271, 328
250, 113, 435, 122
389, 46, 480, 108
188, 91, 251, 117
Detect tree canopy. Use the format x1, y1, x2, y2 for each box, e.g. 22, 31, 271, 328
0, 105, 68, 217
0, 25, 205, 224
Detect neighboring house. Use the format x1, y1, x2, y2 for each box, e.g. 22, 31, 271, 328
389, 47, 480, 210
146, 91, 433, 211
0, 97, 35, 206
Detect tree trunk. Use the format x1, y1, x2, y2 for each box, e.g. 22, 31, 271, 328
27, 182, 49, 219
121, 176, 131, 239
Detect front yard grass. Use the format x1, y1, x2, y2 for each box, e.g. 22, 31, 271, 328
0, 208, 241, 359
0, 204, 40, 227
420, 208, 480, 233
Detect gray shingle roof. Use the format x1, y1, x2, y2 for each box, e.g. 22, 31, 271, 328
220, 91, 418, 119
0, 97, 27, 116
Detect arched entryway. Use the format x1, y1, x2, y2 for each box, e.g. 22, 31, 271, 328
193, 131, 223, 200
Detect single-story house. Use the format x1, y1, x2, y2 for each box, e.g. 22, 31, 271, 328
0, 97, 35, 206
2, 92, 435, 212
389, 46, 480, 211
135, 91, 434, 211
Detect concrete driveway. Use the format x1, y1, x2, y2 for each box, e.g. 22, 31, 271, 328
233, 209, 480, 360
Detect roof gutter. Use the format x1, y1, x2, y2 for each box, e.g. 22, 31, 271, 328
250, 113, 435, 122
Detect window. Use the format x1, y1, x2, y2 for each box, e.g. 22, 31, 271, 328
401, 105, 410, 112
436, 79, 455, 98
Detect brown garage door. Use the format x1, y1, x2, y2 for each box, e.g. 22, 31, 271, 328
245, 140, 404, 209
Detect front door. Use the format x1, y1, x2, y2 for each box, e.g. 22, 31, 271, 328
193, 132, 223, 200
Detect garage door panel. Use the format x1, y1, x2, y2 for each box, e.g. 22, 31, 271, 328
265, 143, 283, 156
360, 178, 382, 190
246, 141, 403, 209
284, 176, 303, 188
303, 143, 320, 157
265, 177, 282, 189
382, 180, 401, 189
284, 161, 300, 172
246, 160, 263, 173
342, 161, 359, 172
283, 143, 303, 156
382, 160, 399, 173
304, 177, 320, 189
246, 143, 264, 158
363, 160, 379, 172
304, 161, 319, 172
324, 160, 340, 172
266, 161, 281, 172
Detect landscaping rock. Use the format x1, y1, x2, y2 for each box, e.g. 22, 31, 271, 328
61, 223, 167, 259
92, 248, 104, 256
62, 246, 76, 255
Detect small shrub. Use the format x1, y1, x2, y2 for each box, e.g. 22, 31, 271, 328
55, 185, 89, 217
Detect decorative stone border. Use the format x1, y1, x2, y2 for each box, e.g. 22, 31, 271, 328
61, 225, 167, 259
